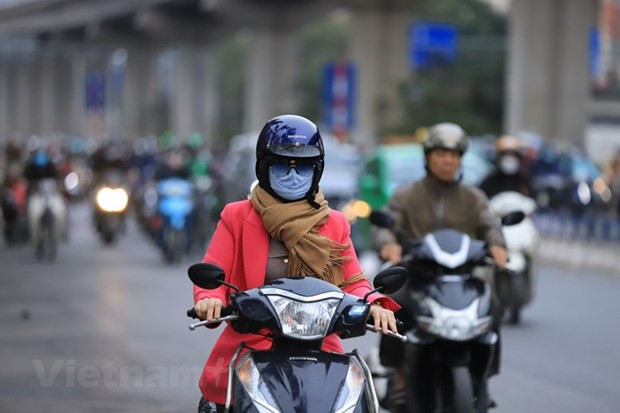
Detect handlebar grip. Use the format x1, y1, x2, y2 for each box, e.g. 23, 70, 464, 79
220, 306, 233, 317
187, 308, 199, 319
186, 306, 233, 319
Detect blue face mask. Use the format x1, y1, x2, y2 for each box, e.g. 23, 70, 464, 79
269, 164, 314, 201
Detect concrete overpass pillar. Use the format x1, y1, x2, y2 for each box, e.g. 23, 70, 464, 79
348, 1, 412, 144
5, 66, 18, 136
244, 28, 300, 132
169, 47, 219, 142
172, 49, 195, 139
124, 49, 153, 138
507, 0, 598, 142
39, 50, 58, 134
0, 65, 7, 139
69, 53, 87, 137
16, 64, 34, 136
53, 52, 77, 135
198, 48, 219, 145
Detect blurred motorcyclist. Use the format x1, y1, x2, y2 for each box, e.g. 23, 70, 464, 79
480, 135, 532, 198
90, 139, 131, 186
153, 147, 190, 181
23, 148, 59, 192
23, 147, 67, 248
372, 122, 507, 410
185, 132, 211, 177
0, 163, 27, 244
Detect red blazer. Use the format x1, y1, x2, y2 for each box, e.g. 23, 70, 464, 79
194, 200, 399, 405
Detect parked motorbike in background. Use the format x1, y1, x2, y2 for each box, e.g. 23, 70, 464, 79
186, 262, 408, 412
154, 177, 194, 263
93, 171, 129, 245
489, 191, 539, 324
368, 211, 501, 413
28, 178, 66, 261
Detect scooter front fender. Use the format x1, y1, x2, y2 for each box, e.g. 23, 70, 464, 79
233, 350, 377, 413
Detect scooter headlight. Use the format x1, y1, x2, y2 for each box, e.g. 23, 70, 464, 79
64, 172, 79, 192
333, 356, 367, 413
263, 289, 343, 340
235, 354, 281, 413
418, 298, 491, 341
96, 187, 129, 213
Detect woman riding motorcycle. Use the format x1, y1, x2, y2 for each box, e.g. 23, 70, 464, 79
191, 114, 400, 412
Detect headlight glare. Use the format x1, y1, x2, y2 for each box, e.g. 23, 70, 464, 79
96, 187, 129, 212
266, 295, 340, 340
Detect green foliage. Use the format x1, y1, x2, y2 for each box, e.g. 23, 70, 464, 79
297, 21, 350, 123
391, 0, 507, 136
216, 34, 249, 144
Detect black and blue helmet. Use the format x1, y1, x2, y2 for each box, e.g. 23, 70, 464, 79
255, 114, 325, 205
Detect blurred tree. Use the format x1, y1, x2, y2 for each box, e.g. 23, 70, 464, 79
388, 0, 507, 137
297, 21, 349, 125
216, 33, 249, 145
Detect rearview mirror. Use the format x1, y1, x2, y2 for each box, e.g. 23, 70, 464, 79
188, 263, 225, 290
369, 210, 396, 229
500, 211, 526, 226
373, 266, 407, 295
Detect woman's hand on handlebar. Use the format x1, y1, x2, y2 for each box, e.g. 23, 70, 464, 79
194, 298, 223, 321
380, 243, 402, 264
369, 304, 398, 335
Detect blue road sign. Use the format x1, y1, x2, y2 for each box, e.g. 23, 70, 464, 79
590, 27, 600, 78
85, 73, 105, 111
410, 22, 458, 69
322, 62, 356, 139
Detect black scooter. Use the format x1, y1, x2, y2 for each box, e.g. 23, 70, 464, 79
369, 211, 512, 413
187, 262, 407, 413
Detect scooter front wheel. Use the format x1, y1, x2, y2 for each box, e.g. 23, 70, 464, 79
450, 367, 476, 413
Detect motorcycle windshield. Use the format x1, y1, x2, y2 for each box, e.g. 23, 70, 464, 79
412, 229, 487, 268
261, 276, 343, 297
419, 276, 486, 310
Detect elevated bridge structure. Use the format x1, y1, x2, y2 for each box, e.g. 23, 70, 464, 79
0, 0, 606, 151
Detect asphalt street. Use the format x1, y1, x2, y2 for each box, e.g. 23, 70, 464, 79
1, 203, 619, 412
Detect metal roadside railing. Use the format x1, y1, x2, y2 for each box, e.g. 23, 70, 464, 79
533, 212, 620, 276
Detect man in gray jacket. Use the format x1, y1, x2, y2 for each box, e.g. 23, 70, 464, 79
373, 122, 507, 410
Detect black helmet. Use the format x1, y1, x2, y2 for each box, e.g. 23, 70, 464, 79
423, 123, 469, 156
255, 114, 325, 205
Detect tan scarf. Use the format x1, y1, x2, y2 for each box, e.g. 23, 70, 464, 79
250, 185, 365, 287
